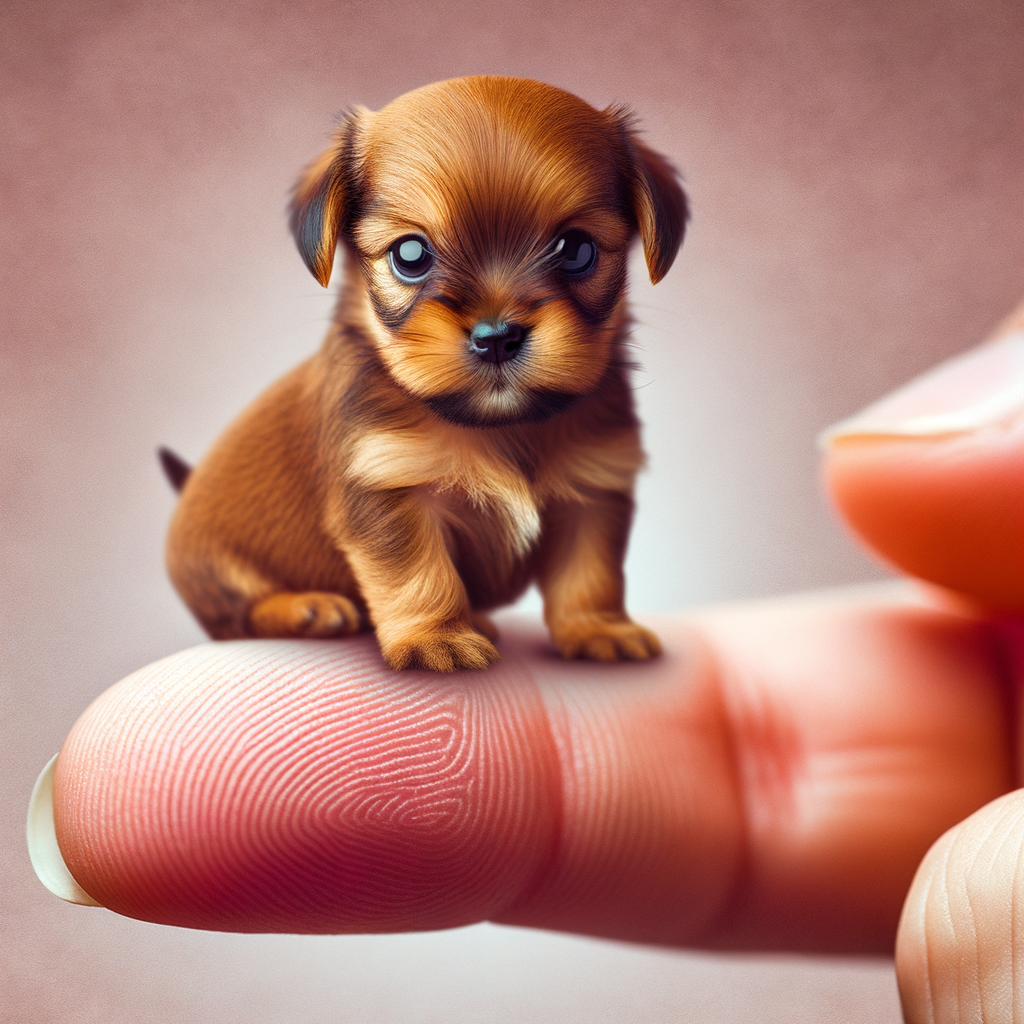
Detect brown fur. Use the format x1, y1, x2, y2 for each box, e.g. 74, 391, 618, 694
166, 76, 687, 671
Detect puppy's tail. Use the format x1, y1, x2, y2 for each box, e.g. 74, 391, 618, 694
158, 446, 193, 493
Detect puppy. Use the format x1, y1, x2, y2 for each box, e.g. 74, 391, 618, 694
166, 76, 687, 671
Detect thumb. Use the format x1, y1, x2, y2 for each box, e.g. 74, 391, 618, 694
823, 300, 1024, 609
895, 781, 1024, 1024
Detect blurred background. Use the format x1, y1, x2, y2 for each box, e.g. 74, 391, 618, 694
3, 0, 1023, 1020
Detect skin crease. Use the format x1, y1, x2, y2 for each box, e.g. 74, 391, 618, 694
51, 241, 1024, 1024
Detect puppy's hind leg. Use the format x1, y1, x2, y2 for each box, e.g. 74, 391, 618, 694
169, 545, 362, 641
248, 592, 363, 638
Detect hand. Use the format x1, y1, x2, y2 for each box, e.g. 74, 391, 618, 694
827, 296, 1024, 1023
30, 300, 1024, 1023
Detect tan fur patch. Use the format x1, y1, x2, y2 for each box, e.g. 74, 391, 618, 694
348, 427, 542, 555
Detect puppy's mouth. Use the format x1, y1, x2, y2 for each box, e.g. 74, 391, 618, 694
425, 385, 578, 427
420, 321, 579, 426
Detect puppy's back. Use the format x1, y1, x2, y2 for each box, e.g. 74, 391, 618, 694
165, 358, 359, 638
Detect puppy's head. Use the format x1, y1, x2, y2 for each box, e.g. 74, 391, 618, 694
291, 77, 687, 426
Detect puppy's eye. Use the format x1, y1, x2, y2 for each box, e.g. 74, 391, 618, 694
553, 230, 598, 276
388, 235, 434, 284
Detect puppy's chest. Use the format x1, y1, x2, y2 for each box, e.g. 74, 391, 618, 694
346, 427, 640, 556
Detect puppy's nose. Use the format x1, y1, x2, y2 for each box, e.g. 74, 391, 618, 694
469, 321, 527, 364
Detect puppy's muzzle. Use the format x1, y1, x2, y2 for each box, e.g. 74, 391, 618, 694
469, 320, 528, 365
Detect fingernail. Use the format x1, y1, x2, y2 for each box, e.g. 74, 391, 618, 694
820, 330, 1024, 446
26, 754, 103, 907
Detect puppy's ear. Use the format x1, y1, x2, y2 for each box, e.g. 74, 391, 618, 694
289, 108, 365, 288
611, 109, 689, 285
632, 140, 689, 284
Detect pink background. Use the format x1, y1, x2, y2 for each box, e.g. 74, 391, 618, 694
3, 0, 1023, 1019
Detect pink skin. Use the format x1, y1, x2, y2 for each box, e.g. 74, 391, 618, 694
51, 594, 1015, 953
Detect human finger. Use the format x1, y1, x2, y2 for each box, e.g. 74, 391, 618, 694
32, 595, 1010, 950
823, 298, 1024, 609
895, 777, 1024, 1023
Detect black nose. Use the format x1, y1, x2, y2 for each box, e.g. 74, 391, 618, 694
469, 321, 527, 364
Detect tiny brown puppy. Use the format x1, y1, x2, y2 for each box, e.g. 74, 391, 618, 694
166, 76, 687, 671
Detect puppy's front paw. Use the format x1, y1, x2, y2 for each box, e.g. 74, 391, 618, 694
550, 616, 661, 662
248, 592, 362, 638
381, 622, 501, 672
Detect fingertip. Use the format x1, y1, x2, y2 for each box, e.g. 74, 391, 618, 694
26, 753, 103, 907
896, 790, 1024, 1024
51, 639, 560, 933
822, 319, 1024, 610
824, 428, 1024, 610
